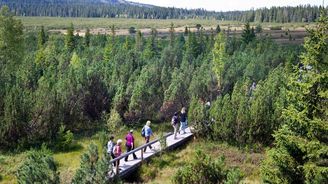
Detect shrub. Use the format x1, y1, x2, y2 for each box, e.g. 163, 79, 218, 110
128, 27, 136, 34
107, 109, 123, 134
255, 24, 262, 33
72, 143, 115, 184
269, 26, 282, 30
16, 146, 60, 184
55, 125, 74, 151
172, 150, 241, 184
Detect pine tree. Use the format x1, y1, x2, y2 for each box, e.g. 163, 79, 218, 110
212, 32, 226, 91
72, 143, 112, 184
241, 22, 256, 44
261, 11, 328, 184
17, 147, 60, 184
216, 24, 221, 33
85, 28, 91, 47
65, 23, 75, 52
169, 22, 175, 47
38, 26, 47, 49
135, 30, 143, 51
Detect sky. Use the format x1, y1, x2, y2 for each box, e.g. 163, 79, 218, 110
128, 0, 324, 11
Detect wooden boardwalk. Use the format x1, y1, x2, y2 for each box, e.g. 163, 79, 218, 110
110, 127, 193, 178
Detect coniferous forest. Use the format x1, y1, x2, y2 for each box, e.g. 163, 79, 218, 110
0, 0, 327, 22
0, 3, 327, 183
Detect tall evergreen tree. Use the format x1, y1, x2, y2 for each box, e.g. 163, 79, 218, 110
85, 28, 91, 47
38, 26, 47, 49
212, 32, 227, 91
261, 11, 328, 184
65, 23, 75, 52
169, 22, 175, 47
241, 22, 256, 44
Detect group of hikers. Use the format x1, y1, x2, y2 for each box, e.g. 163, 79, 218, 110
107, 107, 188, 167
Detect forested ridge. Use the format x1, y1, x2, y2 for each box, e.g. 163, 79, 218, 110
0, 0, 326, 22
0, 4, 327, 183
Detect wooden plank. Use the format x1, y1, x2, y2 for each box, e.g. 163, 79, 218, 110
109, 127, 193, 178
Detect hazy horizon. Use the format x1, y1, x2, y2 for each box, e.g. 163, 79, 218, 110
128, 0, 324, 11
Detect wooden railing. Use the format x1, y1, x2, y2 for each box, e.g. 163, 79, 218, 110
109, 132, 173, 175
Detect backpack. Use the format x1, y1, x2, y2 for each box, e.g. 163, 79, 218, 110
171, 115, 178, 125
141, 126, 145, 137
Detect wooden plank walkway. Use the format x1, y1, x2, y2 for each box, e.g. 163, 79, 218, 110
110, 127, 193, 178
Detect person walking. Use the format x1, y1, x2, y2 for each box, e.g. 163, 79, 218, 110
171, 112, 179, 139
179, 107, 188, 134
124, 129, 138, 161
107, 135, 116, 166
143, 121, 153, 152
113, 139, 123, 166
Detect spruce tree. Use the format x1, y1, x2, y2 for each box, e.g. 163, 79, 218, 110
216, 24, 221, 33
261, 11, 328, 184
65, 23, 75, 52
212, 32, 226, 91
241, 22, 256, 44
38, 26, 47, 49
169, 22, 175, 47
85, 28, 91, 47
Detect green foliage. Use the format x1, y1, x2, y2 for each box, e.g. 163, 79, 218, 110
85, 28, 91, 47
241, 22, 256, 44
212, 32, 226, 90
255, 24, 262, 33
216, 24, 221, 33
38, 26, 47, 49
128, 26, 136, 34
17, 146, 60, 184
172, 150, 242, 184
65, 23, 75, 52
0, 6, 25, 149
55, 125, 74, 151
106, 109, 123, 134
261, 11, 328, 184
72, 143, 112, 184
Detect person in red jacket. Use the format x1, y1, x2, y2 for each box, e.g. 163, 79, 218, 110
124, 129, 138, 161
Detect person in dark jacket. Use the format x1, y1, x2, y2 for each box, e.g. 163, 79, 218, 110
172, 112, 179, 139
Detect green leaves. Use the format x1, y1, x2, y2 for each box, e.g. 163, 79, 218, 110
261, 11, 328, 184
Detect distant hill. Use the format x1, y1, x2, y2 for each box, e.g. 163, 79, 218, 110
0, 0, 325, 22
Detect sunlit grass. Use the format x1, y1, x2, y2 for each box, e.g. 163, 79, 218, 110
0, 121, 172, 184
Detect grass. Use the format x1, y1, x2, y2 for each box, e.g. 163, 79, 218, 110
17, 16, 223, 31
17, 16, 313, 32
134, 139, 264, 184
0, 121, 172, 184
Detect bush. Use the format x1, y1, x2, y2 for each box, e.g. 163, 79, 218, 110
17, 146, 60, 184
107, 109, 123, 134
255, 24, 262, 33
72, 143, 115, 184
55, 125, 74, 151
128, 27, 136, 34
172, 150, 242, 184
269, 26, 282, 30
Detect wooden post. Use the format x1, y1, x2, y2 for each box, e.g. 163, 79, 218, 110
116, 160, 119, 175
141, 149, 144, 162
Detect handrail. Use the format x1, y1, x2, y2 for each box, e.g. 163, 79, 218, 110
109, 132, 173, 164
